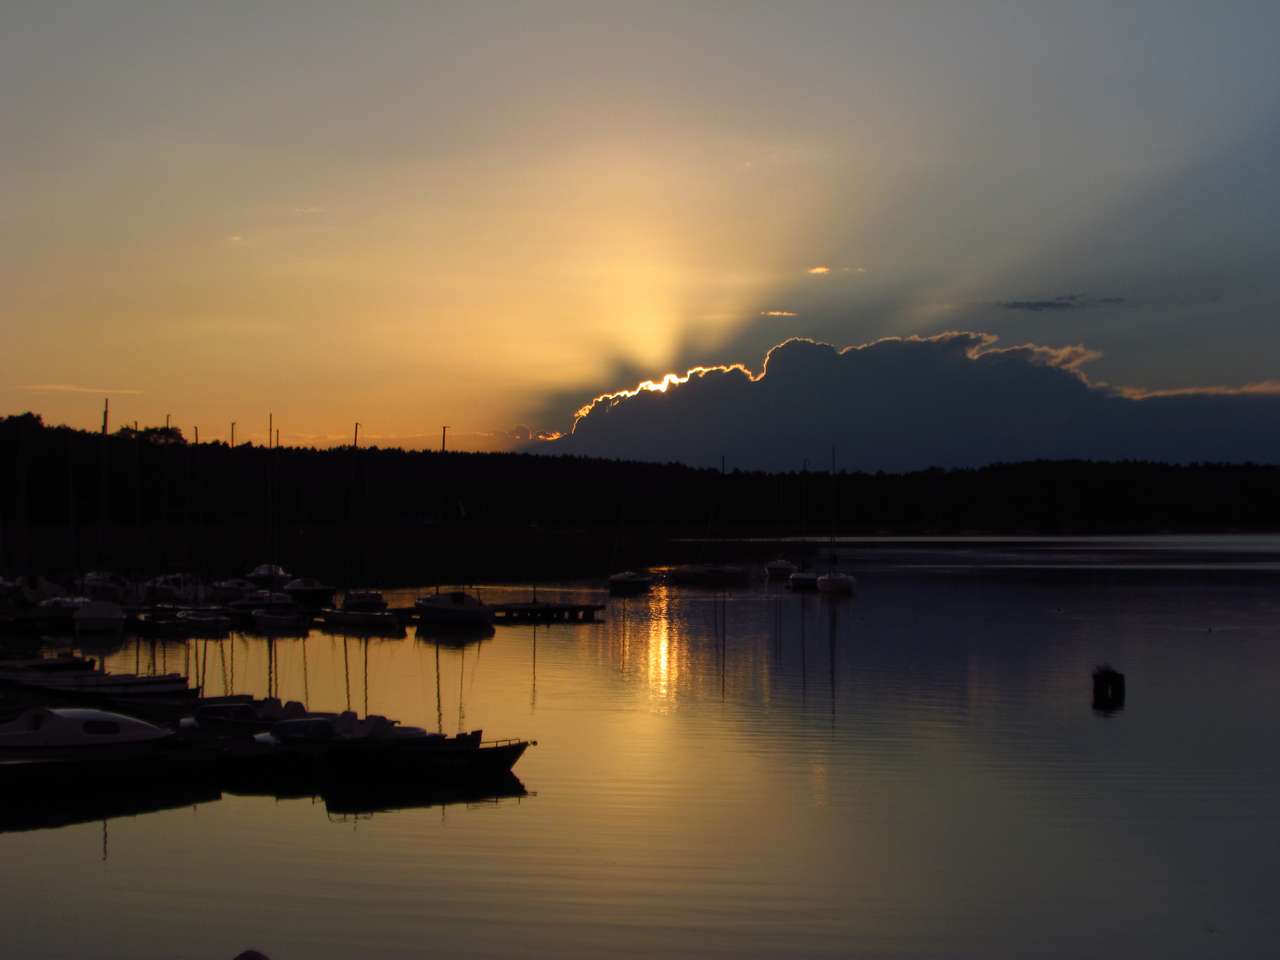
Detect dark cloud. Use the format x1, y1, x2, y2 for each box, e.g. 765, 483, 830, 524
1000, 294, 1127, 313
527, 334, 1280, 471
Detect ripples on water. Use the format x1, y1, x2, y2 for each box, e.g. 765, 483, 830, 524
4, 547, 1280, 958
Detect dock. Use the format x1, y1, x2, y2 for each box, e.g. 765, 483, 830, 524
488, 602, 605, 624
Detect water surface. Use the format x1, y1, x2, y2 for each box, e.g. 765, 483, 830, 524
3, 540, 1279, 958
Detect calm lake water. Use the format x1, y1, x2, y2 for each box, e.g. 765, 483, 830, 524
4, 538, 1280, 958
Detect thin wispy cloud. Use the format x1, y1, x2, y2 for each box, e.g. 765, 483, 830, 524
1120, 380, 1280, 399
806, 266, 831, 275
760, 310, 798, 317
1001, 293, 1127, 312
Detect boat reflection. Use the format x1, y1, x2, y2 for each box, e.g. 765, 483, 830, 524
415, 622, 495, 647
0, 765, 529, 833
0, 775, 221, 834
222, 765, 528, 817
313, 621, 407, 640
323, 771, 528, 817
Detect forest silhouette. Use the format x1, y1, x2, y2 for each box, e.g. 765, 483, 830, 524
3, 412, 1279, 583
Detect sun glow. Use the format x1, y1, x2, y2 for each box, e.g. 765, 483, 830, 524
569, 337, 829, 431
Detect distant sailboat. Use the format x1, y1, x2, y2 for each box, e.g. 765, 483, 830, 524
817, 447, 855, 596
607, 571, 655, 596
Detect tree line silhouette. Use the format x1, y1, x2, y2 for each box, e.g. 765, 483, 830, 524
3, 412, 1279, 583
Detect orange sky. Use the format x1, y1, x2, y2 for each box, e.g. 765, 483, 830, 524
4, 5, 1279, 449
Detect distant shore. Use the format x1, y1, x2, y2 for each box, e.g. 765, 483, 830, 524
4, 413, 1280, 582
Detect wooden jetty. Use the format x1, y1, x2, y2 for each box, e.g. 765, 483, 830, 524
488, 602, 605, 624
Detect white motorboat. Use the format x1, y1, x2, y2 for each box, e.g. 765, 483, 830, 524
816, 572, 855, 595
0, 707, 209, 782
415, 591, 494, 626
0, 707, 175, 761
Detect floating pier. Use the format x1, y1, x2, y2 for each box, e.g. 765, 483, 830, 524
488, 602, 605, 624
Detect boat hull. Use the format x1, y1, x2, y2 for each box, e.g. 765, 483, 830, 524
788, 572, 819, 591
817, 574, 855, 595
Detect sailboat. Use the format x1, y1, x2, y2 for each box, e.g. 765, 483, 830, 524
817, 447, 855, 596
607, 571, 655, 596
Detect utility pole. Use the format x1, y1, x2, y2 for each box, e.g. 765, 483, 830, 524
268, 412, 273, 449
231, 422, 236, 447
353, 422, 361, 448
194, 426, 199, 445
99, 399, 109, 536
441, 426, 449, 453
165, 413, 171, 430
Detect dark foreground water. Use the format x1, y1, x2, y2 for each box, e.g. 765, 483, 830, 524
4, 538, 1280, 958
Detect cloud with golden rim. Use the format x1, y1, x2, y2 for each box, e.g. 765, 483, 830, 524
535, 333, 1280, 471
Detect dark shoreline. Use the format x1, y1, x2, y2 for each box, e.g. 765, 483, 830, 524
6, 413, 1280, 583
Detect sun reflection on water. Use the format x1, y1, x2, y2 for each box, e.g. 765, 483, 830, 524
645, 587, 678, 708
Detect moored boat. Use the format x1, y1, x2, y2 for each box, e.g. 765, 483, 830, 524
73, 600, 125, 633
415, 590, 494, 626
341, 589, 387, 612
247, 564, 292, 590
607, 571, 654, 596
0, 707, 210, 781
764, 557, 798, 581
817, 571, 855, 595
175, 608, 233, 635
323, 589, 399, 630
0, 659, 193, 702
217, 710, 533, 788
788, 570, 819, 591
283, 577, 336, 609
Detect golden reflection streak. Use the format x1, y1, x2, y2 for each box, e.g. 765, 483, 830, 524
645, 586, 678, 706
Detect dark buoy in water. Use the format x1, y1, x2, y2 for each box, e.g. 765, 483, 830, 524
1092, 664, 1126, 715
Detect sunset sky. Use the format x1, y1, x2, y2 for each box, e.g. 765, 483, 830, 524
4, 3, 1279, 452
